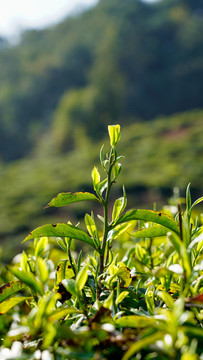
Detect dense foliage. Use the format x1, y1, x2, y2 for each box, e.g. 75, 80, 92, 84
0, 126, 202, 359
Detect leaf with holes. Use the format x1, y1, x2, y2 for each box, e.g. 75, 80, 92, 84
114, 209, 180, 234
45, 192, 100, 208
0, 281, 25, 303
23, 224, 96, 249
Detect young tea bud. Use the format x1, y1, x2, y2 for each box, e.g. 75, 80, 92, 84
108, 124, 121, 147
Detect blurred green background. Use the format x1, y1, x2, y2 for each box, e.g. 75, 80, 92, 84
0, 0, 202, 260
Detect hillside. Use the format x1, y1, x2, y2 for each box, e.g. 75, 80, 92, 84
0, 0, 202, 161
0, 109, 203, 260
0, 0, 203, 259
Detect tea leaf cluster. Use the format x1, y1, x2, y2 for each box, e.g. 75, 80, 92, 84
0, 125, 202, 359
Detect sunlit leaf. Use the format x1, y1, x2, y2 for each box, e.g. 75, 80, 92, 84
117, 264, 132, 287
108, 124, 121, 146
76, 265, 88, 292
115, 209, 180, 234
167, 232, 182, 255
46, 192, 100, 208
0, 281, 25, 303
36, 257, 49, 284
97, 178, 108, 195
112, 197, 125, 222
62, 279, 77, 297
57, 237, 67, 252
190, 196, 203, 211
157, 291, 174, 310
116, 291, 129, 305
23, 223, 96, 249
20, 251, 29, 272
48, 307, 81, 322
116, 315, 160, 328
85, 214, 97, 239
103, 291, 114, 309
91, 167, 100, 192
186, 183, 191, 212
107, 223, 132, 243
132, 225, 168, 238
189, 231, 203, 250
9, 267, 43, 295
34, 236, 48, 257
0, 296, 31, 314
55, 260, 75, 287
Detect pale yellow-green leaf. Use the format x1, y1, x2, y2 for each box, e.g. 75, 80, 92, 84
116, 291, 129, 305
91, 166, 100, 191
76, 264, 88, 292
108, 124, 121, 146
0, 297, 31, 314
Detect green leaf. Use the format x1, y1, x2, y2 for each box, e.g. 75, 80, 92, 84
186, 183, 191, 212
116, 315, 160, 328
46, 192, 100, 208
48, 307, 81, 322
167, 232, 182, 255
34, 236, 48, 257
115, 209, 180, 234
103, 291, 114, 309
9, 267, 43, 295
0, 296, 31, 314
55, 260, 75, 286
20, 251, 29, 272
135, 244, 146, 262
157, 291, 174, 310
117, 264, 132, 287
108, 124, 121, 146
62, 279, 78, 297
100, 144, 106, 171
122, 186, 127, 213
0, 281, 25, 303
131, 225, 168, 238
189, 230, 203, 250
85, 214, 98, 239
122, 332, 163, 360
107, 223, 132, 243
183, 326, 203, 339
190, 196, 203, 211
57, 237, 67, 252
23, 223, 96, 249
97, 178, 108, 196
91, 167, 100, 192
36, 257, 49, 284
112, 197, 125, 222
76, 264, 88, 292
113, 162, 122, 179
116, 291, 129, 306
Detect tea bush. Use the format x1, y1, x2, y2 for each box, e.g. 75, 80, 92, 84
0, 125, 202, 359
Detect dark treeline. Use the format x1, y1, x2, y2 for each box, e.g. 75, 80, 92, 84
0, 0, 202, 161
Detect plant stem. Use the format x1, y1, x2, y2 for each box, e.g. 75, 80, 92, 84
67, 239, 77, 277
97, 149, 114, 297
177, 202, 183, 241
149, 238, 153, 269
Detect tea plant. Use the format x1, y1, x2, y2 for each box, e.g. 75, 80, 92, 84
0, 125, 202, 359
